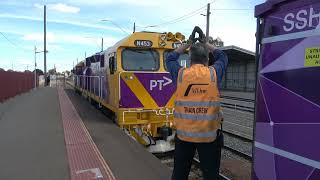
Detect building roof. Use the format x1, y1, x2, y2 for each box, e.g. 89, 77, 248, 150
218, 45, 255, 62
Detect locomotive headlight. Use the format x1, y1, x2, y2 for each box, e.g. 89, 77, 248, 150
129, 76, 133, 80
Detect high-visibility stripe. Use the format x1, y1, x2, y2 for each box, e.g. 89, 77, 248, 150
121, 72, 158, 108
178, 68, 185, 83
177, 130, 217, 138
174, 112, 219, 121
175, 100, 220, 107
209, 67, 215, 82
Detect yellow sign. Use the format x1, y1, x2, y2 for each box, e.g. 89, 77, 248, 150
305, 47, 320, 67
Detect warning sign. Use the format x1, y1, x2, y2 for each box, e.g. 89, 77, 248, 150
305, 47, 320, 67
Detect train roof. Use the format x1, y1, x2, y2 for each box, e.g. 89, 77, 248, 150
104, 31, 185, 54
255, 0, 291, 17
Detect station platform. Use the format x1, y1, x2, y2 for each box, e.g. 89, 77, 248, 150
0, 87, 171, 180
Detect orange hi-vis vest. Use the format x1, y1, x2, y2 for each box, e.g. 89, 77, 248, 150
174, 64, 222, 143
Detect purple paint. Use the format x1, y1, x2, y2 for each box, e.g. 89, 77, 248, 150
264, 68, 320, 106
254, 0, 320, 179
260, 38, 303, 69
119, 72, 175, 108
274, 124, 320, 161
134, 73, 175, 107
254, 148, 277, 180
274, 154, 314, 180
260, 75, 320, 123
309, 169, 320, 180
120, 78, 143, 108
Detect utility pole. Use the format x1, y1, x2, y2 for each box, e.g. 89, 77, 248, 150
133, 22, 136, 33
101, 37, 104, 52
44, 5, 47, 85
34, 46, 37, 89
206, 3, 211, 41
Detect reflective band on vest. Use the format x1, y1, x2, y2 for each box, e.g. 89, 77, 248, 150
174, 64, 221, 143
176, 130, 217, 138
175, 100, 220, 107
174, 112, 220, 121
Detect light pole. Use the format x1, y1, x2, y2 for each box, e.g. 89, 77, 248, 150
34, 46, 48, 88
200, 3, 211, 41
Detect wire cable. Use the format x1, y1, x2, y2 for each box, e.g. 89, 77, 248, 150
0, 32, 20, 48
142, 5, 208, 28
142, 0, 219, 28
0, 32, 29, 52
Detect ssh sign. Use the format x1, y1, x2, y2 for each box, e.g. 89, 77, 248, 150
150, 76, 172, 91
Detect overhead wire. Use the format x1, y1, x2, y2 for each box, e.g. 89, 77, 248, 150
142, 0, 219, 29
0, 31, 29, 52
0, 32, 20, 49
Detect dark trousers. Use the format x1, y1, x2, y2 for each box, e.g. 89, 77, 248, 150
171, 137, 221, 180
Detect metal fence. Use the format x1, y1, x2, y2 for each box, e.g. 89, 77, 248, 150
0, 71, 36, 102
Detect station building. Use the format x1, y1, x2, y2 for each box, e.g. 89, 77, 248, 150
219, 45, 256, 92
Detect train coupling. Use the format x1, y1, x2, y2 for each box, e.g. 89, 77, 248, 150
148, 126, 175, 153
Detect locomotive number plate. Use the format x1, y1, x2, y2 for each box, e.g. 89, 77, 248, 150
134, 40, 153, 47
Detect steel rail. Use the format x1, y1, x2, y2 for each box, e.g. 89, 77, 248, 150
221, 95, 255, 103
192, 158, 232, 180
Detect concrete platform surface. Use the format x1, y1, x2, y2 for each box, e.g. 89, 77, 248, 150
0, 87, 69, 180
0, 87, 171, 180
65, 89, 172, 180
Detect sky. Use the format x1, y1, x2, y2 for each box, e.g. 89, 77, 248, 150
0, 0, 265, 72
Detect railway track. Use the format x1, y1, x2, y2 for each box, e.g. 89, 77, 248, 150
222, 130, 253, 161
192, 158, 232, 180
221, 95, 254, 103
155, 129, 253, 180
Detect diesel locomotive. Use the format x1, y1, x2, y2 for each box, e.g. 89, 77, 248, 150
73, 31, 189, 152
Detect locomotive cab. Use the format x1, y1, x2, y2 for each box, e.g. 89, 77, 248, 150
74, 31, 188, 153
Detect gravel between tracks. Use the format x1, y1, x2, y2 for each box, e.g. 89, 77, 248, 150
224, 133, 253, 156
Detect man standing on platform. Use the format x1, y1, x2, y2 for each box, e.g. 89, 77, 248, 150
166, 26, 228, 180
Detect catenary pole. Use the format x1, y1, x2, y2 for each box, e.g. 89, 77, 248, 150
206, 3, 211, 41
44, 5, 47, 85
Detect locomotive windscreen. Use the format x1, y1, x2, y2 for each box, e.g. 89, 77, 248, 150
122, 48, 159, 71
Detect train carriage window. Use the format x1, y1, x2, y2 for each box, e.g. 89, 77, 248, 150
163, 51, 190, 70
109, 57, 116, 74
100, 55, 105, 68
122, 48, 159, 71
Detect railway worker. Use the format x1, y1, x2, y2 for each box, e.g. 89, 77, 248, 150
166, 26, 228, 180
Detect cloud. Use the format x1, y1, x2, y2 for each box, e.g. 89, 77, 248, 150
68, 0, 158, 6
22, 32, 55, 42
49, 3, 80, 14
0, 13, 130, 33
34, 3, 80, 14
20, 31, 118, 49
